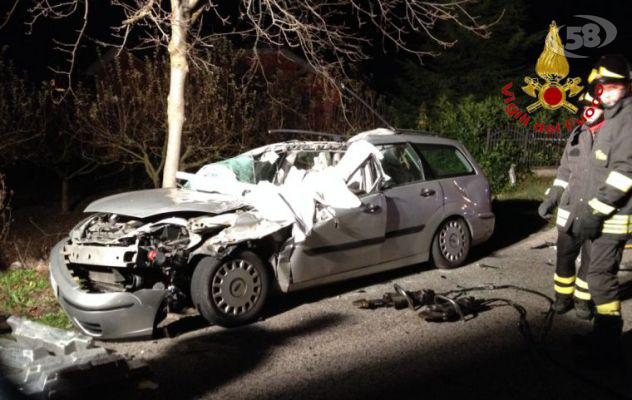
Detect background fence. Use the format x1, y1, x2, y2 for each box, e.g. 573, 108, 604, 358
486, 124, 566, 168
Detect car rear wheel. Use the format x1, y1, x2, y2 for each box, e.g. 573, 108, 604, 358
191, 251, 270, 327
431, 218, 471, 269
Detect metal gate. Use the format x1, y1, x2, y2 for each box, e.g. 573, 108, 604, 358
486, 124, 566, 168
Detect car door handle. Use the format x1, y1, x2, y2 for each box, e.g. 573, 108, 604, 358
420, 188, 436, 197
363, 203, 381, 214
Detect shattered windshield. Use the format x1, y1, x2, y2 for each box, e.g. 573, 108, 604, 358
195, 149, 344, 185
194, 153, 279, 184
181, 144, 348, 195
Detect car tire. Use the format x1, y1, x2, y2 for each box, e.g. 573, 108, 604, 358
191, 251, 270, 327
431, 218, 471, 269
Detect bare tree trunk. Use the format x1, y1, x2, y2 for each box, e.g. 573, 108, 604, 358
150, 170, 161, 189
162, 0, 189, 188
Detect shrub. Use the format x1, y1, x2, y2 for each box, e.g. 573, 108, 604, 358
0, 173, 11, 257
417, 94, 525, 192
415, 93, 570, 193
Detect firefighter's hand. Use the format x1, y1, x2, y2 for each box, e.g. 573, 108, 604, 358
538, 186, 563, 220
573, 204, 604, 240
538, 199, 555, 220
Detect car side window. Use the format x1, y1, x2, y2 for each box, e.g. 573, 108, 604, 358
347, 158, 381, 195
377, 143, 424, 187
412, 143, 474, 179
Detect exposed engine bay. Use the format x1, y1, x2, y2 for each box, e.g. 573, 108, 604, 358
64, 214, 197, 311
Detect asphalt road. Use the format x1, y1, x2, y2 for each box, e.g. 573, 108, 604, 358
99, 224, 632, 400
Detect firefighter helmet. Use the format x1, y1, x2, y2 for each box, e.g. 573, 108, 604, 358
587, 54, 631, 85
578, 89, 602, 107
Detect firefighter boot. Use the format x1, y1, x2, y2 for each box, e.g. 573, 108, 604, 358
574, 314, 625, 368
552, 294, 574, 314
574, 299, 594, 320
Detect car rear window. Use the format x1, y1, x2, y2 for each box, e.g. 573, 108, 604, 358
412, 143, 474, 179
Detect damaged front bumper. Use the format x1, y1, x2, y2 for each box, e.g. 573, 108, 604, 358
49, 240, 168, 340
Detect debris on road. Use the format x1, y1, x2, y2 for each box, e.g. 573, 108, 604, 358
0, 316, 150, 398
530, 241, 556, 250
353, 284, 554, 325
477, 263, 500, 269
353, 284, 490, 322
7, 317, 93, 355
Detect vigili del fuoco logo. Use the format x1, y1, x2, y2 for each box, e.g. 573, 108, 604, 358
500, 21, 594, 137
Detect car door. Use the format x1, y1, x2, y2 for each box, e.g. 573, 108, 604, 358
377, 142, 444, 262
411, 142, 490, 241
289, 156, 387, 284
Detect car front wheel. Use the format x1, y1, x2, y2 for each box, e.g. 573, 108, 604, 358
431, 218, 471, 269
191, 251, 270, 327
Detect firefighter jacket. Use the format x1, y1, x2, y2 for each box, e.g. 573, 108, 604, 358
585, 96, 632, 237
551, 125, 595, 232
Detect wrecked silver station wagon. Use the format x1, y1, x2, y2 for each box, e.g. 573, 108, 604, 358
49, 129, 495, 339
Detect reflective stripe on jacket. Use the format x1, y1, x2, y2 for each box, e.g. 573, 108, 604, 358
585, 96, 632, 237
552, 125, 594, 232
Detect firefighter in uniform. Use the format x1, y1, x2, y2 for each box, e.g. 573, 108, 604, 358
539, 88, 605, 319
574, 54, 632, 361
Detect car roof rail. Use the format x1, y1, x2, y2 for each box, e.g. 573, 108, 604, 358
268, 129, 346, 141
393, 128, 439, 137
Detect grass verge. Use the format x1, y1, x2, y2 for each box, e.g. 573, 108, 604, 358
496, 174, 554, 202
0, 268, 71, 329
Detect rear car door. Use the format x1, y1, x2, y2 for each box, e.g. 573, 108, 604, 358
411, 142, 492, 244
377, 142, 444, 262
411, 143, 481, 209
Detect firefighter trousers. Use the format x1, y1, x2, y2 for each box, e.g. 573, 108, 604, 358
586, 235, 627, 316
554, 231, 592, 301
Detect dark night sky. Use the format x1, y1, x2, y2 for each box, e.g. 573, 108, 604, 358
1, 0, 631, 89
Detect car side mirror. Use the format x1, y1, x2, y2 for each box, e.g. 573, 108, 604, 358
348, 181, 366, 195
380, 180, 394, 191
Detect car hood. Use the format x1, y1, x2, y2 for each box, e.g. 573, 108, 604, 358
84, 188, 247, 219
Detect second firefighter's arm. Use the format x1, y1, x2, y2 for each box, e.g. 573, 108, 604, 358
545, 137, 573, 202
589, 120, 632, 216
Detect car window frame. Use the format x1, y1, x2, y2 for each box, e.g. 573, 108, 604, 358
410, 142, 476, 181
345, 155, 384, 197
375, 142, 427, 189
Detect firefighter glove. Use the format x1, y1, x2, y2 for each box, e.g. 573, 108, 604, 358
573, 203, 605, 240
538, 186, 563, 220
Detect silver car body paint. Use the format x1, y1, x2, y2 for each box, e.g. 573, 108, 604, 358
50, 241, 168, 339
49, 132, 495, 339
85, 188, 246, 219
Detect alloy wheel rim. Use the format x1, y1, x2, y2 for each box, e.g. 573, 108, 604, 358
439, 220, 466, 263
211, 259, 261, 316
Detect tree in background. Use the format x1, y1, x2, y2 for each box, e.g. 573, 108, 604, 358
391, 0, 538, 128
0, 52, 46, 163
40, 103, 99, 213
73, 45, 256, 188
72, 40, 392, 187
11, 0, 501, 187
388, 0, 583, 191
0, 53, 44, 244
0, 173, 10, 245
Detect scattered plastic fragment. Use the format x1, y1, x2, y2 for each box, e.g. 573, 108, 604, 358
7, 316, 93, 355
0, 317, 150, 397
